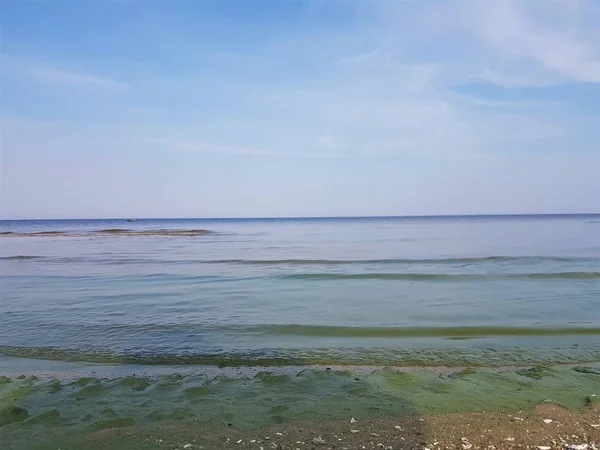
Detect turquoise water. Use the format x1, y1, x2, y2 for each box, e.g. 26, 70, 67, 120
1, 215, 599, 367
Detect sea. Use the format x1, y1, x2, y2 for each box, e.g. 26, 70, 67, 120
1, 215, 600, 368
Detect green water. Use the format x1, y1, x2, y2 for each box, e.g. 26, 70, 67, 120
1, 364, 599, 449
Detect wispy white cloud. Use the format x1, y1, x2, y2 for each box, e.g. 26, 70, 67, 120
467, 0, 600, 84
30, 66, 130, 90
144, 138, 281, 157
2, 56, 130, 91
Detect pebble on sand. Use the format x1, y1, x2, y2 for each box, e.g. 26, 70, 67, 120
312, 436, 326, 445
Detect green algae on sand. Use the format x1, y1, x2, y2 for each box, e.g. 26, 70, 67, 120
0, 405, 29, 427
92, 417, 135, 431
1, 364, 599, 449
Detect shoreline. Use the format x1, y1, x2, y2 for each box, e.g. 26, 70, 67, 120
2, 362, 598, 449
3, 396, 599, 449
2, 355, 600, 380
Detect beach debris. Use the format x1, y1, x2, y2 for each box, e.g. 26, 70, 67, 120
312, 436, 326, 445
236, 439, 242, 444
276, 432, 283, 436
590, 424, 599, 428
461, 437, 473, 450
394, 425, 402, 430
183, 445, 193, 449
537, 446, 551, 450
567, 445, 589, 450
371, 433, 379, 436
350, 429, 360, 433
505, 438, 515, 442
543, 419, 554, 424
351, 417, 357, 423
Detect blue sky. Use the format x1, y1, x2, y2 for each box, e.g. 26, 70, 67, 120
1, 0, 599, 218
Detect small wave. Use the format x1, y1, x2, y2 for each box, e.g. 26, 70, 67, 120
258, 325, 600, 338
201, 256, 594, 266
0, 255, 44, 260
1, 338, 599, 367
94, 229, 211, 236
4, 255, 597, 266
280, 272, 600, 281
0, 229, 211, 237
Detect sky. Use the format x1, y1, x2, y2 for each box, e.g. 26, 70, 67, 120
1, 0, 599, 219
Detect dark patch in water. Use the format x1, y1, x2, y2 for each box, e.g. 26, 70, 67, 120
100, 408, 118, 418
281, 272, 600, 281
0, 229, 211, 237
92, 417, 135, 430
25, 409, 61, 426
97, 228, 131, 233
572, 366, 600, 375
120, 376, 150, 391
0, 255, 43, 260
453, 368, 478, 377
516, 365, 550, 379
0, 406, 29, 427
201, 256, 600, 265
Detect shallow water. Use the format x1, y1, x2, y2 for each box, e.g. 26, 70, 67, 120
1, 215, 599, 366
1, 364, 599, 449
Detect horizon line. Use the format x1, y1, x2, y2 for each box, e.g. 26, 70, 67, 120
1, 212, 599, 221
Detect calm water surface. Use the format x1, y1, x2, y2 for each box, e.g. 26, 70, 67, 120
1, 215, 599, 366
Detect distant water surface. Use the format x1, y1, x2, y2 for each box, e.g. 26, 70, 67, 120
1, 215, 599, 367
